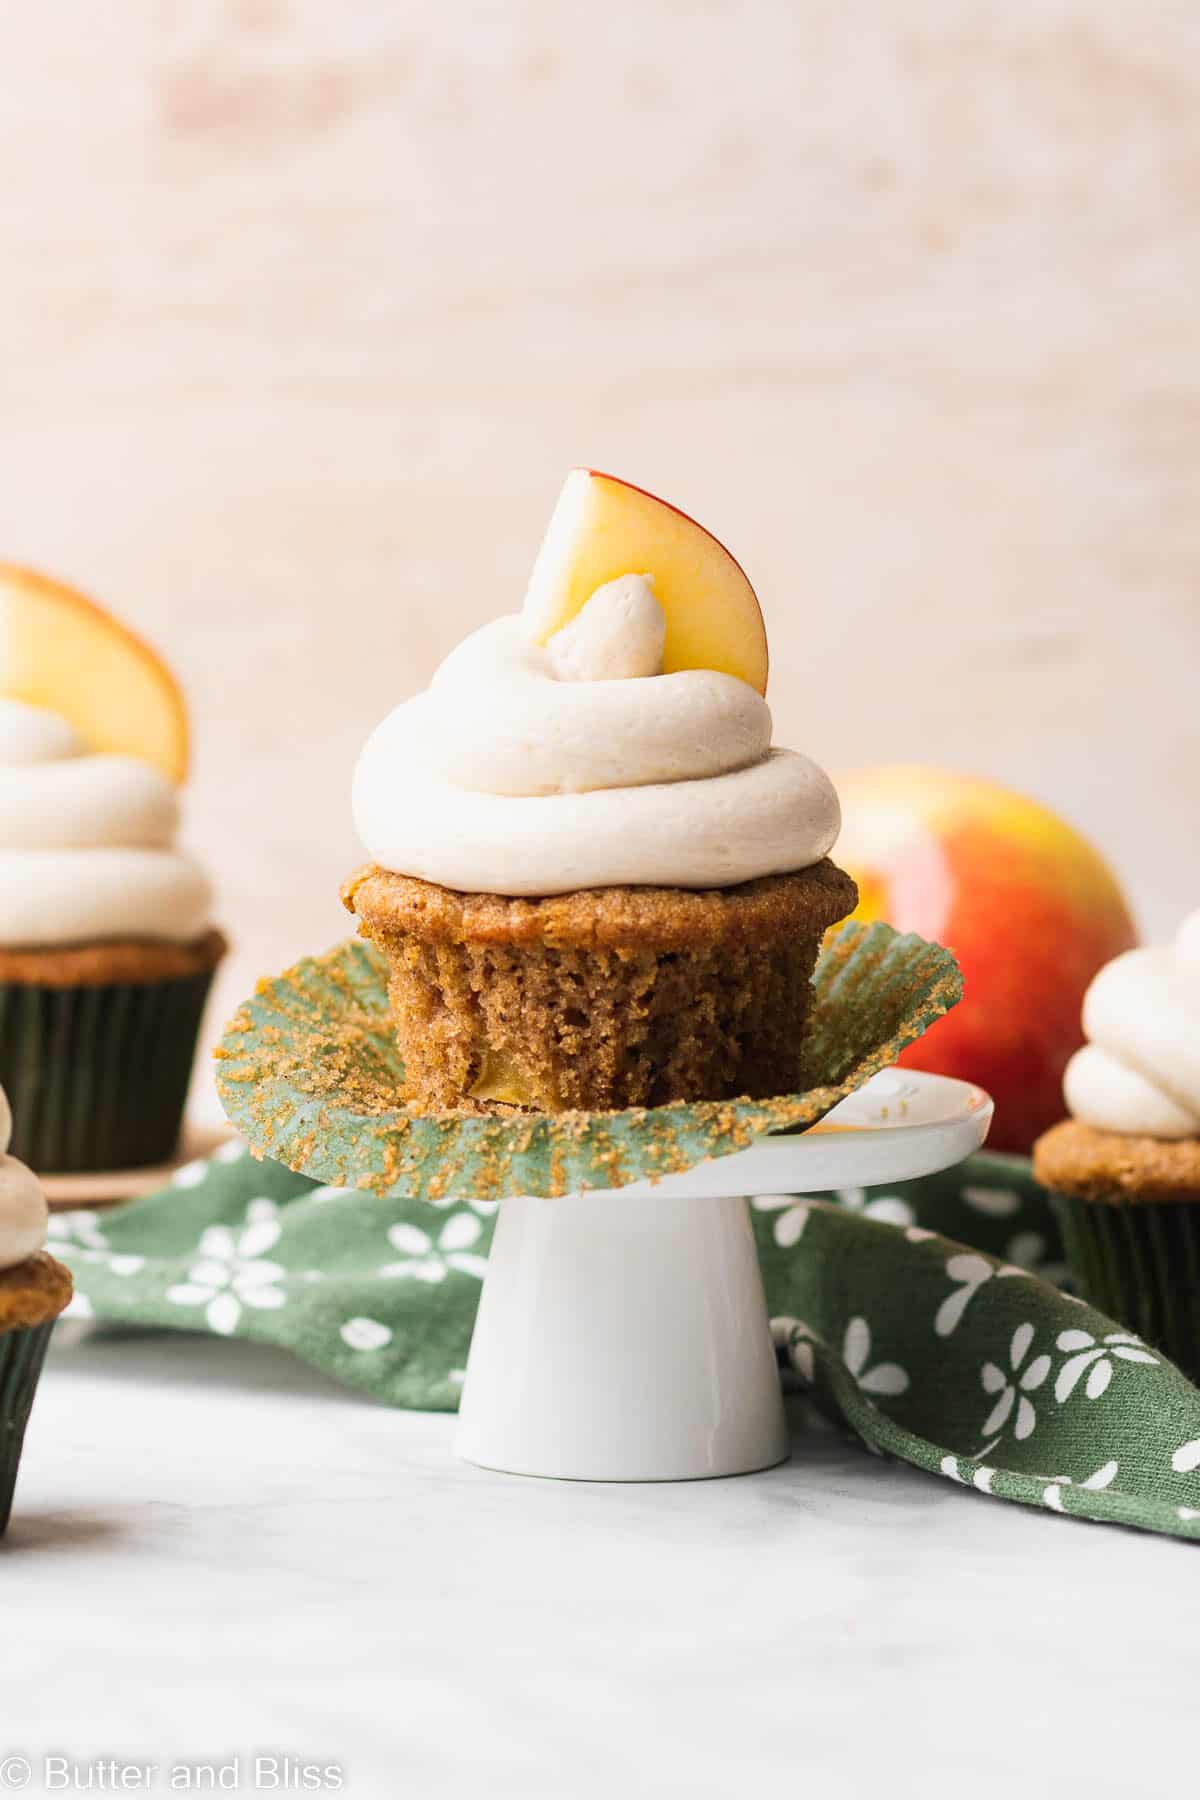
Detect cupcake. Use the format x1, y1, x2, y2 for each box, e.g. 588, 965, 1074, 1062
1033, 908, 1200, 1373
0, 1084, 72, 1533
0, 565, 225, 1172
344, 470, 857, 1112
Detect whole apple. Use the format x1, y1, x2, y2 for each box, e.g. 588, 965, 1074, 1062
835, 766, 1138, 1154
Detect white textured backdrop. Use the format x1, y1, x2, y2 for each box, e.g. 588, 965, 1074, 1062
2, 1, 1197, 1113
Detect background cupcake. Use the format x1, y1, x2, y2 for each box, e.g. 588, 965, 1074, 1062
1033, 908, 1200, 1375
0, 565, 225, 1172
0, 1082, 71, 1533
345, 471, 857, 1113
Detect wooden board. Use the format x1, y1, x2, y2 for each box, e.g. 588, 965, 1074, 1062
42, 1125, 234, 1210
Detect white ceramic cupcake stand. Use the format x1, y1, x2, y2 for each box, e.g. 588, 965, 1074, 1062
455, 1069, 993, 1482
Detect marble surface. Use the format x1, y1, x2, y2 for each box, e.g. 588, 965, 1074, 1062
3, 1324, 1192, 1796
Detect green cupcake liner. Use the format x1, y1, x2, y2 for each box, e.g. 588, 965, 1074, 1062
1051, 1190, 1200, 1379
0, 970, 216, 1174
216, 919, 962, 1203
0, 1319, 56, 1535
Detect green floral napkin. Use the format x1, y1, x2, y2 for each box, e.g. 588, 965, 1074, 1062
52, 1144, 1200, 1541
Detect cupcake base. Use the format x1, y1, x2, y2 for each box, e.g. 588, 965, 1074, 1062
342, 863, 858, 1112
0, 1319, 57, 1533
1035, 1118, 1200, 1379
0, 933, 226, 1174
1050, 1191, 1200, 1379
0, 1252, 74, 1535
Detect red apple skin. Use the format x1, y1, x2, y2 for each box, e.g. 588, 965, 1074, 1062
836, 766, 1139, 1155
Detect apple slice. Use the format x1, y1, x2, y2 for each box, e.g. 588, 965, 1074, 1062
522, 470, 769, 694
0, 564, 189, 783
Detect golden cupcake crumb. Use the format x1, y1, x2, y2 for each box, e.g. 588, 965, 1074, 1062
1034, 1118, 1200, 1204
342, 862, 858, 1113
0, 930, 227, 989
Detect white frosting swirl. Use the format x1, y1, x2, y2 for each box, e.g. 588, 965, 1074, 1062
353, 577, 841, 895
1063, 909, 1200, 1139
0, 1086, 47, 1271
0, 700, 212, 945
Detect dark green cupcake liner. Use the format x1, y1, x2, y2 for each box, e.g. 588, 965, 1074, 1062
0, 1319, 56, 1535
0, 971, 216, 1174
1050, 1189, 1200, 1379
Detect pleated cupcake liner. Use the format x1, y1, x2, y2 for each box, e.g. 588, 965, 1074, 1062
1051, 1189, 1200, 1380
0, 970, 216, 1174
215, 919, 962, 1203
0, 1319, 56, 1535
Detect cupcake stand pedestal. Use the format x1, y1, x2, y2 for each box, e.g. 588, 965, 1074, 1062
456, 1069, 993, 1482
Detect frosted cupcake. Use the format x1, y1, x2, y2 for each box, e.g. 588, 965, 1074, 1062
1033, 909, 1200, 1373
344, 471, 857, 1112
0, 566, 224, 1171
0, 1084, 72, 1533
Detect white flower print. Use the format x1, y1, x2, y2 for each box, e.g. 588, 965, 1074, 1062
47, 1209, 109, 1253
46, 1208, 143, 1273
843, 1316, 908, 1397
755, 1189, 913, 1239
834, 1186, 915, 1228
166, 1198, 287, 1335
772, 1317, 819, 1383
751, 1195, 811, 1247
999, 1229, 1066, 1285
1172, 1438, 1200, 1475
1054, 1329, 1158, 1402
961, 1185, 1021, 1219
939, 1457, 1001, 1493
1003, 1231, 1047, 1270
340, 1317, 392, 1352
1041, 1461, 1119, 1513
380, 1211, 488, 1283
979, 1323, 1050, 1442
935, 1252, 1025, 1338
171, 1158, 210, 1189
